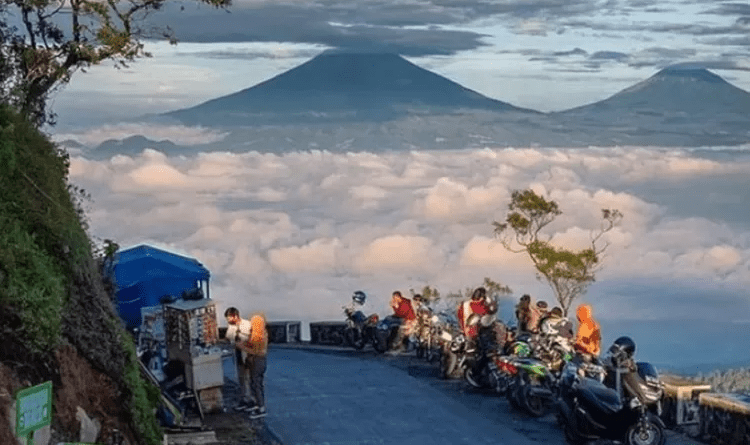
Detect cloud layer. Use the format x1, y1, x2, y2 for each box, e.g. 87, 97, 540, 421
68, 140, 750, 334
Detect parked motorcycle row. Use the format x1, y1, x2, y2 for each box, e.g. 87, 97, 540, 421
341, 292, 668, 445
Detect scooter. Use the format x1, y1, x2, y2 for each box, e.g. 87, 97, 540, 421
555, 358, 666, 445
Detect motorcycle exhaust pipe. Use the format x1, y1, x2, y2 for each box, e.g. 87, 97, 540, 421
528, 386, 553, 398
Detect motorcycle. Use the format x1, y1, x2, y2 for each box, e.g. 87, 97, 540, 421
414, 307, 440, 362
372, 315, 404, 353
342, 305, 380, 350
463, 316, 513, 394
438, 325, 468, 379
505, 356, 558, 417
556, 353, 666, 445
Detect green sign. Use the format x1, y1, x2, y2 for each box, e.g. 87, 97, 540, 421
15, 381, 52, 437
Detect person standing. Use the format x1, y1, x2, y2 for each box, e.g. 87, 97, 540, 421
225, 307, 253, 412
245, 312, 268, 419
225, 307, 269, 418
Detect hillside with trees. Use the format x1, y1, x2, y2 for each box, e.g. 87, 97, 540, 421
0, 104, 162, 444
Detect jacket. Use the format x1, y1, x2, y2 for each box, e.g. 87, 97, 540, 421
574, 304, 601, 356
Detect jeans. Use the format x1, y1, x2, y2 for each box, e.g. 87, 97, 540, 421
240, 354, 267, 408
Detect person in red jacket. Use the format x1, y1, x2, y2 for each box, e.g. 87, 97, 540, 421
390, 290, 416, 351
457, 287, 496, 340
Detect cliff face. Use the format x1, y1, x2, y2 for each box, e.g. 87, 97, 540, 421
0, 105, 161, 445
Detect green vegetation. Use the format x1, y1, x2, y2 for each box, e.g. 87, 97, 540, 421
493, 189, 622, 316
0, 103, 78, 352
1, 0, 231, 126
412, 277, 512, 314
0, 104, 162, 444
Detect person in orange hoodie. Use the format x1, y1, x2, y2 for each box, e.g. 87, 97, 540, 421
574, 304, 601, 359
225, 307, 268, 418
245, 312, 268, 419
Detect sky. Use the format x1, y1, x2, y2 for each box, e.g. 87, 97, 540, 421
46, 0, 750, 129
42, 0, 750, 371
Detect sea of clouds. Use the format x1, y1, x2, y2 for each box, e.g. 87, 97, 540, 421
62, 126, 750, 372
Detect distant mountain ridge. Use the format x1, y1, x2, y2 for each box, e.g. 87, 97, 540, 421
560, 65, 750, 116
111, 53, 750, 152
164, 52, 537, 126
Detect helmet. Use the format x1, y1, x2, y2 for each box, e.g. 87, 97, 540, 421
608, 336, 636, 365
352, 290, 366, 305
471, 287, 486, 301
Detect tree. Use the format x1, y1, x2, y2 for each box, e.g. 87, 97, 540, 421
442, 277, 513, 311
0, 0, 230, 126
492, 189, 622, 316
409, 284, 441, 305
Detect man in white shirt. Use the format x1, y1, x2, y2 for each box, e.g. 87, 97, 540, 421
225, 307, 254, 411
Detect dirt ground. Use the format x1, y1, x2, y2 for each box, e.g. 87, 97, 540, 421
0, 344, 137, 445
194, 378, 281, 445
201, 412, 281, 445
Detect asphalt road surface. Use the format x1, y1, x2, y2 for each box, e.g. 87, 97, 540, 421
262, 345, 707, 445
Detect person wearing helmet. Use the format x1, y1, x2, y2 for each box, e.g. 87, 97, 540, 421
574, 304, 601, 358
352, 290, 367, 305
606, 336, 649, 406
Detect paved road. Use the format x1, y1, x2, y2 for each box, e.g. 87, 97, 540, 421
263, 345, 705, 445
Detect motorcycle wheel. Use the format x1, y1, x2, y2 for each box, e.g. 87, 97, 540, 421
506, 386, 522, 410
416, 345, 425, 359
440, 349, 458, 379
563, 422, 586, 445
521, 384, 548, 417
465, 368, 482, 389
372, 334, 386, 353
625, 414, 666, 445
492, 372, 510, 395
345, 328, 366, 350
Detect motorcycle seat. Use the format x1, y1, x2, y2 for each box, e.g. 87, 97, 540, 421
577, 377, 622, 415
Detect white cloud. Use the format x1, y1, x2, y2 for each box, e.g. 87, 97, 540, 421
268, 238, 342, 273
354, 235, 441, 274
68, 145, 750, 334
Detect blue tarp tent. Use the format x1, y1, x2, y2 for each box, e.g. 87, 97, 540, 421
107, 244, 211, 330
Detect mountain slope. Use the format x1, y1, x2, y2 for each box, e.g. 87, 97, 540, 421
559, 65, 750, 116
164, 52, 537, 126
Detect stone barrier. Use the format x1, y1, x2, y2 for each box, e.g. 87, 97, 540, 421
267, 321, 301, 343
660, 374, 750, 444
661, 376, 713, 436
309, 321, 347, 345
698, 392, 750, 445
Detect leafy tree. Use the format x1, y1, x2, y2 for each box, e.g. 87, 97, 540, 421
441, 277, 512, 312
409, 284, 441, 305
493, 189, 622, 316
0, 0, 230, 125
